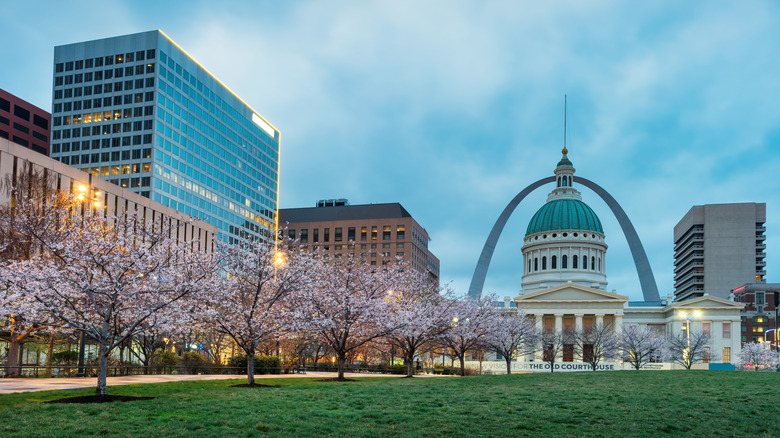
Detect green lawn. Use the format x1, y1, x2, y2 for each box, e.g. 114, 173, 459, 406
0, 371, 776, 437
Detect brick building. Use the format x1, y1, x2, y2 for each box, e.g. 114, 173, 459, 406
279, 200, 439, 281
0, 88, 50, 155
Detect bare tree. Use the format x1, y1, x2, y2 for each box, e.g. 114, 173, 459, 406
574, 323, 620, 371
619, 325, 667, 370
667, 330, 711, 370
539, 330, 569, 373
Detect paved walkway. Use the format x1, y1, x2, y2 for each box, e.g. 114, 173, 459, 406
0, 372, 440, 394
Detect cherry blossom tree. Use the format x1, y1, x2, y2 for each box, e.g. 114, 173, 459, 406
295, 260, 407, 381
738, 342, 779, 371
667, 330, 710, 370
197, 239, 312, 385
385, 279, 459, 377
619, 325, 667, 370
573, 323, 620, 371
1, 207, 217, 396
0, 166, 70, 376
485, 309, 537, 374
437, 295, 498, 376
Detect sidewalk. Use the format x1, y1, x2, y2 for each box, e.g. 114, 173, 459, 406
0, 372, 440, 394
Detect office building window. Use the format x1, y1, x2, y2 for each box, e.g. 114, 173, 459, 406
347, 227, 355, 242
361, 227, 367, 241
300, 229, 308, 243
397, 225, 405, 240
383, 226, 391, 240
335, 227, 342, 242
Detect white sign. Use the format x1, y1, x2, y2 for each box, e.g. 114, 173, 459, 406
467, 361, 621, 372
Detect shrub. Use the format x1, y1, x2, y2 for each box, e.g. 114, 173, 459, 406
51, 350, 79, 365
180, 351, 208, 373
227, 354, 282, 374
151, 349, 179, 367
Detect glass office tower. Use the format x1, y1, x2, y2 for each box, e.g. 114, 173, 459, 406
51, 30, 280, 243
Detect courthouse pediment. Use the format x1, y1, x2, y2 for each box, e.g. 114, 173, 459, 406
667, 295, 744, 311
516, 283, 629, 303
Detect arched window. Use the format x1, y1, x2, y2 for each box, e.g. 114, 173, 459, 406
557, 177, 561, 187
542, 256, 547, 270
591, 256, 595, 270
528, 259, 532, 273
534, 257, 538, 271
599, 258, 601, 272
573, 255, 578, 269
583, 256, 587, 270
562, 255, 568, 269
551, 255, 557, 269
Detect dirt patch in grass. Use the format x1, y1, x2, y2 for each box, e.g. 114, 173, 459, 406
230, 383, 281, 388
44, 395, 155, 404
318, 378, 358, 382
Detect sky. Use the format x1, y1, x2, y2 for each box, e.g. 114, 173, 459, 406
2, 1, 779, 301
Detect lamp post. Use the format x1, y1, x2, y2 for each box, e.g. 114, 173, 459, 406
680, 310, 701, 366
74, 184, 101, 377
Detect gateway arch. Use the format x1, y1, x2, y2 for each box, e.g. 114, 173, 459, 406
467, 176, 660, 302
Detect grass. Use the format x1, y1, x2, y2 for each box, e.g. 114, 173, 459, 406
1, 371, 778, 437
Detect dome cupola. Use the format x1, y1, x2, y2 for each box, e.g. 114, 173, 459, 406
520, 149, 608, 293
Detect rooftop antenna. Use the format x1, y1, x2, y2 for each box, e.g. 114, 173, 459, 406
563, 94, 567, 151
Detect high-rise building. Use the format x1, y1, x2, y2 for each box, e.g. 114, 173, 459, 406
0, 88, 50, 155
279, 200, 440, 281
50, 30, 280, 243
673, 203, 767, 301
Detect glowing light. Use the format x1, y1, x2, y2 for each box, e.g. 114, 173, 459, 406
274, 251, 285, 266
252, 113, 276, 137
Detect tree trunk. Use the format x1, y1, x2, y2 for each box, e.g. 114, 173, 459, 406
459, 356, 466, 376
46, 332, 55, 366
406, 352, 415, 377
96, 343, 109, 397
5, 338, 22, 377
247, 352, 255, 385
549, 359, 555, 373
337, 352, 346, 380
505, 357, 512, 375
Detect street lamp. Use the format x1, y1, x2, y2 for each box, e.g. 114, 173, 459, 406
74, 184, 101, 377
680, 310, 701, 364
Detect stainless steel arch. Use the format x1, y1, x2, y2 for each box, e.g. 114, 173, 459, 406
467, 176, 660, 302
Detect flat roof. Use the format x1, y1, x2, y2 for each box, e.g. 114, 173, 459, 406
279, 203, 413, 223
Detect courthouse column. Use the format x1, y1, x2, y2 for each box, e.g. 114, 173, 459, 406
614, 314, 624, 334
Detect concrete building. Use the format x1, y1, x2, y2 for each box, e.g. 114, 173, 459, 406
0, 88, 50, 155
673, 203, 766, 301
50, 30, 280, 243
0, 137, 216, 250
279, 200, 440, 281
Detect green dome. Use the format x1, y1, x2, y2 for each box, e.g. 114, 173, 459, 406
526, 199, 603, 236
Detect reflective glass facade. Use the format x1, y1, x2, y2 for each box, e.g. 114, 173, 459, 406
51, 30, 280, 242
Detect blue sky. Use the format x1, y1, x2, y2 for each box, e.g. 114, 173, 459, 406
2, 1, 779, 300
